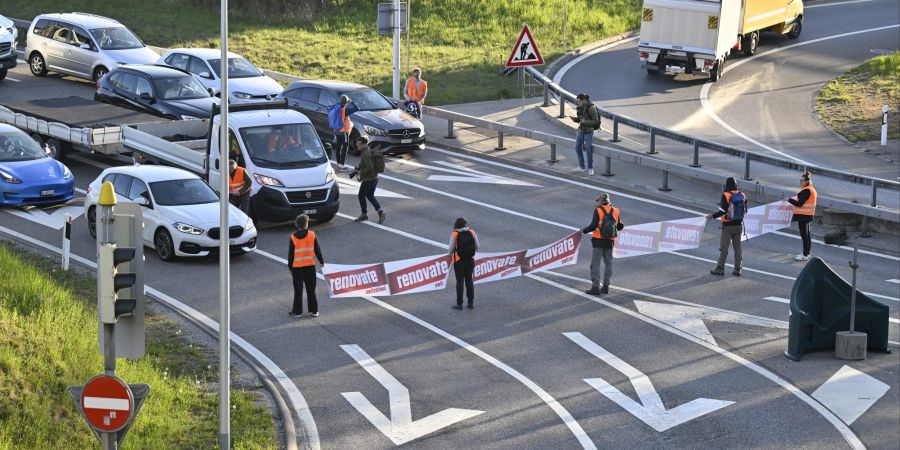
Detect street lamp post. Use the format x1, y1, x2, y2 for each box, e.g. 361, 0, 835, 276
218, 0, 231, 448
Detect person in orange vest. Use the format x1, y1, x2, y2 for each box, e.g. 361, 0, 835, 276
786, 171, 817, 261
404, 67, 428, 105
228, 159, 251, 215
581, 193, 624, 295
288, 214, 325, 318
706, 177, 747, 276
331, 95, 358, 171
448, 217, 479, 309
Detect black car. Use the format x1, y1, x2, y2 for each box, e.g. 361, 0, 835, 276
94, 64, 218, 120
276, 80, 425, 155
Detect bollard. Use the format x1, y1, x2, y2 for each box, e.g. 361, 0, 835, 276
543, 84, 550, 107
742, 152, 752, 180
602, 155, 614, 177
558, 97, 566, 118
496, 132, 506, 150
446, 119, 456, 139
881, 105, 888, 146
691, 140, 702, 167
659, 170, 672, 191
648, 128, 658, 154
549, 143, 558, 163
611, 117, 621, 142
62, 213, 72, 270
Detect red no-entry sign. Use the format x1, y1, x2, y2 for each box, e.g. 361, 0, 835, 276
81, 374, 134, 433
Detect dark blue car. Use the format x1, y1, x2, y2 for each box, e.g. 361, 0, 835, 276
0, 124, 74, 206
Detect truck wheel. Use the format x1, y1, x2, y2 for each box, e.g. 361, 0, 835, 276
45, 138, 68, 161
154, 228, 176, 262
743, 32, 759, 56
30, 133, 45, 147
710, 60, 724, 82
29, 53, 47, 76
788, 18, 802, 39
0, 68, 7, 81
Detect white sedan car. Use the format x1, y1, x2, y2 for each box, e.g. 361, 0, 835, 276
84, 165, 257, 261
157, 48, 283, 104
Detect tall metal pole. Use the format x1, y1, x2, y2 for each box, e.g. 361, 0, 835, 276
392, 0, 401, 99
849, 242, 859, 333
218, 0, 231, 448
99, 192, 117, 450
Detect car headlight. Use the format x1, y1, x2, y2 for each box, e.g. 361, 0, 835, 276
245, 219, 255, 230
174, 222, 204, 235
180, 115, 200, 120
363, 125, 388, 137
62, 166, 73, 180
253, 173, 284, 187
0, 169, 21, 184
233, 91, 252, 99
325, 166, 335, 183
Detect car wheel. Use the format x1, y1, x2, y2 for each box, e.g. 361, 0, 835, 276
44, 138, 67, 161
0, 68, 7, 81
154, 228, 176, 262
788, 18, 802, 39
93, 66, 109, 83
87, 206, 97, 238
29, 53, 47, 76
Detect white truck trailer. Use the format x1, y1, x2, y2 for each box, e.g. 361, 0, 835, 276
638, 0, 804, 81
0, 98, 340, 222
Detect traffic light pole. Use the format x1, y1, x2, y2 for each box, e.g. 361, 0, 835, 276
99, 191, 118, 450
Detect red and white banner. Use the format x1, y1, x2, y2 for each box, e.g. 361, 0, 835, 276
522, 231, 583, 274
742, 202, 794, 241
323, 263, 390, 298
385, 254, 453, 296
473, 250, 527, 284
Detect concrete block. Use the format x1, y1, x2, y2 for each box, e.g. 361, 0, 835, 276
835, 331, 867, 360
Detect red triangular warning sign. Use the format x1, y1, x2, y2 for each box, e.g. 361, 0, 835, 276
506, 25, 544, 68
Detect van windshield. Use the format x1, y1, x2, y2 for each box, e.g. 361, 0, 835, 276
90, 27, 144, 50
0, 132, 48, 162
239, 123, 327, 169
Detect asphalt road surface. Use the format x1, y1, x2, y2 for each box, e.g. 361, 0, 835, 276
1, 58, 899, 449
556, 0, 900, 180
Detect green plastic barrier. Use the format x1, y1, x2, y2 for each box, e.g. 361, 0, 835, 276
785, 257, 891, 361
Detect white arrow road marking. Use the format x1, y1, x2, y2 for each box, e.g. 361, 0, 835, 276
388, 156, 540, 186
763, 296, 790, 304
634, 301, 789, 345
5, 205, 85, 230
563, 332, 734, 432
337, 178, 411, 199
886, 279, 899, 285
812, 365, 890, 425
340, 344, 484, 445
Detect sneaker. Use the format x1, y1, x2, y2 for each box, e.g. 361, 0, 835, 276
578, 166, 586, 171
732, 270, 741, 276
588, 169, 595, 176
288, 311, 303, 318
794, 254, 810, 261
354, 214, 368, 222
585, 287, 601, 295
452, 304, 463, 310
310, 312, 319, 317
466, 304, 474, 309
710, 269, 725, 276
377, 210, 385, 224
600, 284, 609, 294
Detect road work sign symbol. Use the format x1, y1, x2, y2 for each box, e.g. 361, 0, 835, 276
506, 24, 544, 67
80, 374, 134, 433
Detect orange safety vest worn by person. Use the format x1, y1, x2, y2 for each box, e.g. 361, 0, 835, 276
581, 193, 624, 295
706, 177, 745, 276
228, 160, 252, 215
229, 165, 247, 192
288, 214, 325, 318
404, 68, 428, 104
786, 171, 817, 261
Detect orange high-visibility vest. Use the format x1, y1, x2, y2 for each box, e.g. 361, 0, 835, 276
290, 231, 317, 268
338, 105, 353, 133
451, 228, 477, 263
793, 185, 817, 216
229, 166, 247, 192
591, 205, 619, 240
405, 77, 427, 104
721, 191, 744, 222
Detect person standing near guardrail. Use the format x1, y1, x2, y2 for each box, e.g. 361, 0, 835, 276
786, 171, 817, 261
404, 67, 427, 119
706, 177, 747, 276
570, 93, 600, 175
581, 193, 624, 295
288, 214, 325, 318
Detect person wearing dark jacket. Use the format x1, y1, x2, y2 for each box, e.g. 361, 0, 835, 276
786, 171, 817, 261
448, 217, 479, 309
581, 193, 624, 295
352, 136, 385, 224
570, 93, 600, 175
287, 214, 325, 318
706, 177, 746, 276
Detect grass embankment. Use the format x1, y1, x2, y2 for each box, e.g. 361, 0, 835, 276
816, 51, 900, 143
5, 0, 641, 104
0, 242, 275, 449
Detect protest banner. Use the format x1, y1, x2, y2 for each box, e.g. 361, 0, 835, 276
385, 254, 453, 296
522, 231, 583, 274
473, 250, 527, 284
323, 263, 390, 298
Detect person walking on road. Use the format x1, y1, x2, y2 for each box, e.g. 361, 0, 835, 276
329, 95, 359, 171
404, 67, 428, 119
570, 93, 600, 175
352, 136, 386, 224
786, 171, 817, 261
449, 217, 479, 309
228, 159, 252, 215
581, 193, 624, 295
706, 177, 747, 276
288, 214, 325, 318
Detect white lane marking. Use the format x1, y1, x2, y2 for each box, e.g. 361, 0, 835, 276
564, 332, 734, 432
339, 344, 484, 445
554, 36, 641, 84
764, 296, 791, 304
0, 224, 321, 450
807, 0, 878, 7
811, 365, 891, 425
887, 279, 899, 284
633, 301, 788, 345
83, 397, 129, 410
337, 178, 411, 199
700, 24, 900, 165
319, 208, 865, 447
389, 156, 540, 186
253, 248, 597, 450
5, 205, 84, 230
5, 77, 21, 82
425, 146, 900, 262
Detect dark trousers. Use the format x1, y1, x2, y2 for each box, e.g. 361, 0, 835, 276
334, 132, 349, 165
291, 266, 318, 314
454, 258, 475, 305
796, 216, 812, 256
358, 179, 381, 214
229, 193, 250, 216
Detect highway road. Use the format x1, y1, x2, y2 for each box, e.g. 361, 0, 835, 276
1, 58, 899, 449
555, 0, 900, 180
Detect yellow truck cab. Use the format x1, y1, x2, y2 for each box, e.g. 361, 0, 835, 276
638, 0, 804, 81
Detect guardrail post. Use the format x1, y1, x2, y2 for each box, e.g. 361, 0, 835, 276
549, 143, 558, 164
659, 170, 672, 191
446, 119, 456, 139
558, 97, 565, 118
543, 84, 550, 107
648, 128, 658, 154
859, 216, 872, 238
870, 181, 877, 207
496, 132, 506, 150
691, 140, 702, 167
742, 152, 752, 180
611, 117, 621, 143
602, 155, 614, 177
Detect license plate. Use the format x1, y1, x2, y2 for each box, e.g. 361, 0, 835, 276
303, 209, 317, 214
666, 65, 685, 74
41, 189, 54, 196
401, 138, 412, 144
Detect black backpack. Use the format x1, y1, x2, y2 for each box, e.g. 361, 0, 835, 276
455, 230, 476, 259
372, 147, 386, 173
599, 206, 617, 239
589, 105, 601, 131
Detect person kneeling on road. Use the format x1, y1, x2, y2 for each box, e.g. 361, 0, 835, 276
350, 137, 386, 224
581, 193, 624, 295
706, 177, 747, 276
449, 217, 478, 309
288, 214, 325, 318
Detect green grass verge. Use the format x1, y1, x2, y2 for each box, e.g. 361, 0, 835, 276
0, 242, 276, 449
5, 0, 641, 105
816, 51, 900, 143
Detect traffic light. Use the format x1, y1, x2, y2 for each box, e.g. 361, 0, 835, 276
98, 243, 138, 323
